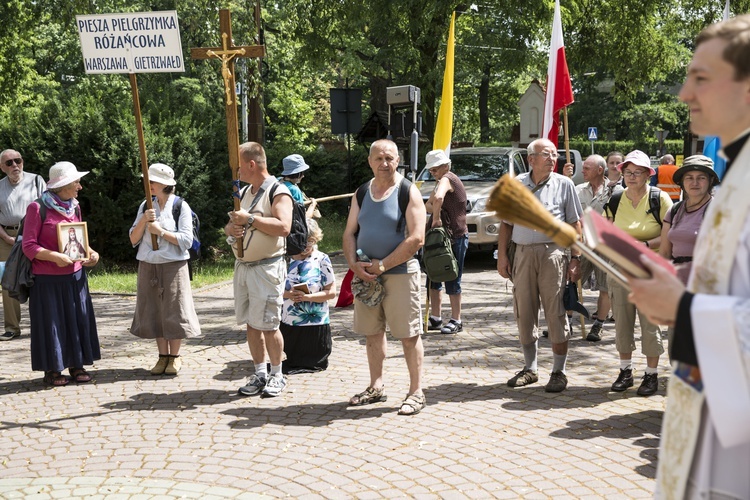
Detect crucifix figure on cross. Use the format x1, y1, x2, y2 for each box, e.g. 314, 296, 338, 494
208, 33, 245, 106
191, 8, 265, 258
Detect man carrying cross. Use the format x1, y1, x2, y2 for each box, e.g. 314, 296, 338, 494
225, 142, 292, 398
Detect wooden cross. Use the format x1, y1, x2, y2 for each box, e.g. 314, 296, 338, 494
191, 9, 265, 258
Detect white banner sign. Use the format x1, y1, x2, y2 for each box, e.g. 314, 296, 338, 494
76, 11, 184, 74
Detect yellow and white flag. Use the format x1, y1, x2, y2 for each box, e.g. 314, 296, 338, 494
433, 11, 455, 154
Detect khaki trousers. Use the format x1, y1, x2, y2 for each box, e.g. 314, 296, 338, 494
0, 229, 21, 333
512, 243, 569, 345
608, 277, 664, 357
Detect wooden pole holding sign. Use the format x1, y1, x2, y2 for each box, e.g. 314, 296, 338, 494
75, 10, 186, 252
190, 9, 266, 259
129, 73, 158, 250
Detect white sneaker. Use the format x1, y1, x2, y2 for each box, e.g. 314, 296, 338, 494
262, 374, 287, 397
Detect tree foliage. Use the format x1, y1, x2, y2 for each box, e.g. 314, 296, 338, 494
0, 0, 746, 263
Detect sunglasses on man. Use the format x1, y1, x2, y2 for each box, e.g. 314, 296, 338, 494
4, 158, 22, 167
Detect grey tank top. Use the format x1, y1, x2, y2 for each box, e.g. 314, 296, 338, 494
356, 181, 408, 274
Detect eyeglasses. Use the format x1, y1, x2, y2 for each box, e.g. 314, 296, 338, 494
4, 158, 22, 167
530, 152, 558, 159
622, 170, 647, 178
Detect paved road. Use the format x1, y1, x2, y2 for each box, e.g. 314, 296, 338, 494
0, 253, 667, 498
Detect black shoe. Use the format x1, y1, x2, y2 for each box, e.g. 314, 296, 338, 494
637, 373, 659, 396
0, 331, 20, 341
507, 368, 539, 388
544, 371, 568, 393
611, 368, 634, 392
586, 322, 603, 342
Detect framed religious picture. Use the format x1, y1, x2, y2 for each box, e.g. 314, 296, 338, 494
57, 222, 90, 261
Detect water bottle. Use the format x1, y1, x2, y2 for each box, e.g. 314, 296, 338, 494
356, 249, 371, 262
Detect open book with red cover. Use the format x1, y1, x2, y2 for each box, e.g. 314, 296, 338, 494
582, 208, 676, 278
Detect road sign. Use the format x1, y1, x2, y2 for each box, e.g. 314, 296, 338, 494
588, 127, 598, 141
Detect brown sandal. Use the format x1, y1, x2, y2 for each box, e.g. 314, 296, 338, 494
69, 368, 92, 383
43, 371, 69, 387
349, 386, 387, 406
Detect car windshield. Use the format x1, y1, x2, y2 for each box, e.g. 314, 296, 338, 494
418, 153, 510, 182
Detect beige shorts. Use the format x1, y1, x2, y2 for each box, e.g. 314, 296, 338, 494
353, 271, 423, 339
233, 257, 286, 331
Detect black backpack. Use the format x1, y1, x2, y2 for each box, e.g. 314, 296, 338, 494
355, 177, 412, 234
605, 186, 663, 227
269, 183, 309, 256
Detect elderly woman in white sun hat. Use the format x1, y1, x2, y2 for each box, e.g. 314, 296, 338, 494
129, 163, 201, 376
22, 161, 100, 387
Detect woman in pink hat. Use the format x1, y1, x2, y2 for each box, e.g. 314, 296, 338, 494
604, 150, 673, 397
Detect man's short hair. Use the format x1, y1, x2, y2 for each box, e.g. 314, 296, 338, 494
660, 154, 675, 165
527, 138, 554, 155
0, 149, 19, 161
586, 154, 606, 171
369, 139, 398, 156
239, 142, 266, 165
696, 14, 750, 81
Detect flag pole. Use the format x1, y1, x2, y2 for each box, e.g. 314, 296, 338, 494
562, 106, 585, 338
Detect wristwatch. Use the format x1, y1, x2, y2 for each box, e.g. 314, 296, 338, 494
570, 255, 581, 261
247, 213, 255, 227
378, 261, 386, 273
160, 230, 166, 238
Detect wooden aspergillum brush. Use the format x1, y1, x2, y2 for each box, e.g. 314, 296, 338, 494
487, 174, 630, 290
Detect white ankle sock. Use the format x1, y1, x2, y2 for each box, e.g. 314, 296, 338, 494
620, 360, 632, 371
255, 363, 268, 379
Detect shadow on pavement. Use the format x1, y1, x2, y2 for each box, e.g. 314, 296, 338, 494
221, 400, 393, 429
549, 409, 662, 479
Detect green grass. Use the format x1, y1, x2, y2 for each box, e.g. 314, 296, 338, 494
87, 215, 346, 293
317, 212, 346, 255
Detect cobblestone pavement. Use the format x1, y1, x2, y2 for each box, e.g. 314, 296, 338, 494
0, 253, 667, 498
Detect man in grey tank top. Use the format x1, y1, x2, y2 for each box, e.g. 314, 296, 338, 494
0, 149, 46, 341
343, 139, 427, 416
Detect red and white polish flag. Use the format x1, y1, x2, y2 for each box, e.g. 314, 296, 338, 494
542, 0, 574, 148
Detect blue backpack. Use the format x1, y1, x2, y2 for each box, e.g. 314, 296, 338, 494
172, 196, 201, 261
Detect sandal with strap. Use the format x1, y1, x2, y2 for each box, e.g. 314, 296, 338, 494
43, 371, 69, 387
349, 386, 387, 406
398, 392, 426, 416
69, 368, 92, 383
